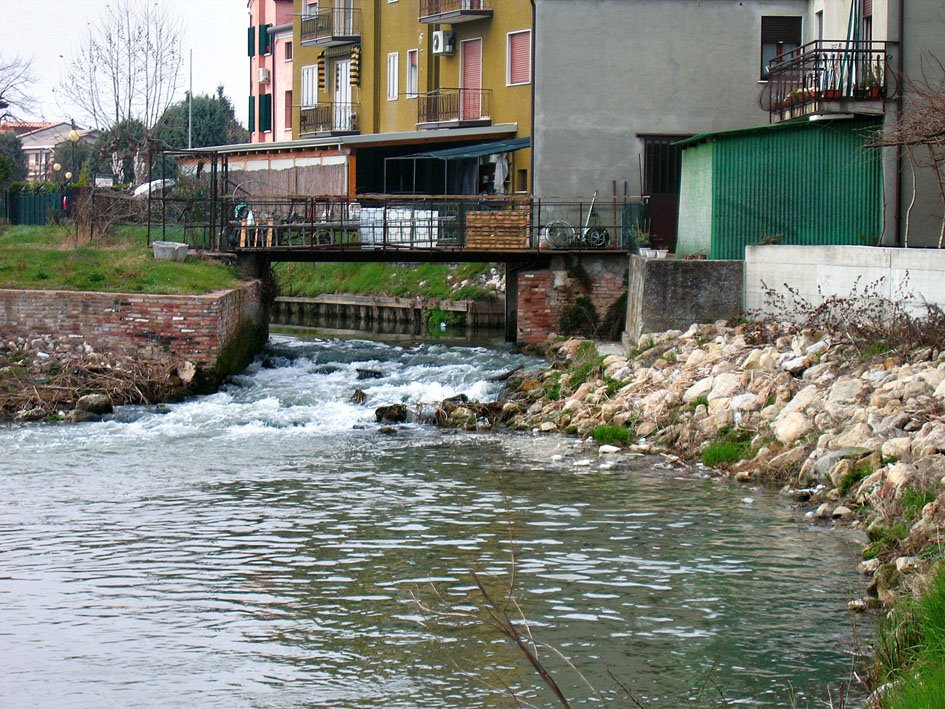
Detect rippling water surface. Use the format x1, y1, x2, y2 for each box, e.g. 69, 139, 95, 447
0, 336, 868, 707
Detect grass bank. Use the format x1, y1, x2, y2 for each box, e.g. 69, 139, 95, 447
273, 261, 501, 301
0, 225, 241, 294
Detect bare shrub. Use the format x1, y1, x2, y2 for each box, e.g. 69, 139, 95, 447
743, 274, 945, 355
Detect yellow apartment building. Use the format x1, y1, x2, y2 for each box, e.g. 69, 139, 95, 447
289, 0, 532, 196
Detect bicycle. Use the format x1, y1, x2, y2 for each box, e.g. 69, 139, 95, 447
541, 191, 611, 248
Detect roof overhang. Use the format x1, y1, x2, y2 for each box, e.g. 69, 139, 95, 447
172, 124, 519, 158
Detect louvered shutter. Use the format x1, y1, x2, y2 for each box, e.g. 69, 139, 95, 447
248, 95, 255, 132
247, 26, 256, 57
508, 31, 531, 85
863, 0, 872, 17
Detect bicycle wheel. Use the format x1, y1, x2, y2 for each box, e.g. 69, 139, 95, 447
585, 227, 611, 248
541, 220, 575, 248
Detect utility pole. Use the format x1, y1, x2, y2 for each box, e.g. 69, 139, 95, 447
188, 49, 193, 149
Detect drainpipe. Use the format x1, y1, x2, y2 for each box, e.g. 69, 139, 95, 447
374, 0, 382, 134
529, 0, 536, 195
894, 0, 905, 246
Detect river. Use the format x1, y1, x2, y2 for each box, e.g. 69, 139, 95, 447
0, 334, 869, 707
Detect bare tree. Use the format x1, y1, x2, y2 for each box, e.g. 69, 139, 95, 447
0, 54, 36, 121
60, 0, 185, 131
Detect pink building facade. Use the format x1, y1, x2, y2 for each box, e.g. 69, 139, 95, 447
247, 0, 294, 144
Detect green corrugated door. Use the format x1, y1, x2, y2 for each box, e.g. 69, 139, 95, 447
710, 119, 883, 259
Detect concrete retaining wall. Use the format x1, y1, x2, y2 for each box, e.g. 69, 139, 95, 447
745, 245, 945, 316
624, 255, 744, 345
0, 281, 268, 381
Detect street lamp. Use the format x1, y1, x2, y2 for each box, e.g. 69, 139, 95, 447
68, 122, 80, 184
52, 162, 62, 182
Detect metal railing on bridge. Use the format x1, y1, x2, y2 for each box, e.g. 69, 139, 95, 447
185, 194, 652, 256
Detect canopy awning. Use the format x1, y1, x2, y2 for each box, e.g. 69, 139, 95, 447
391, 137, 530, 162
383, 137, 530, 194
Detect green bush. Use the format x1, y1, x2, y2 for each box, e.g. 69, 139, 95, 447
875, 566, 945, 708
592, 424, 632, 445
701, 427, 753, 467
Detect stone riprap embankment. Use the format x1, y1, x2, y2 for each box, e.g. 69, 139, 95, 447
444, 324, 945, 608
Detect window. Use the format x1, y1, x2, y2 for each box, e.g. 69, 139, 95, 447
285, 90, 293, 129
285, 41, 293, 61
406, 49, 419, 98
760, 16, 802, 80
387, 52, 399, 101
303, 2, 318, 18
301, 65, 319, 106
507, 30, 531, 86
516, 169, 528, 193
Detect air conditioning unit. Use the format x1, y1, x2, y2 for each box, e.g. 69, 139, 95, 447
431, 30, 455, 56
257, 67, 271, 84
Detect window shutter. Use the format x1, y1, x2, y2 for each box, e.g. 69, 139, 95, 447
259, 24, 272, 55
508, 31, 531, 85
259, 94, 272, 132
285, 90, 293, 129
317, 52, 327, 92
247, 26, 256, 57
863, 0, 873, 17
248, 95, 256, 132
761, 16, 802, 45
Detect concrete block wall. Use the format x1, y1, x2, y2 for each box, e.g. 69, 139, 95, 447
745, 245, 945, 316
0, 281, 267, 372
625, 256, 745, 345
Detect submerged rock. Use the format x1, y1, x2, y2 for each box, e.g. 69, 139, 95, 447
375, 404, 408, 423
75, 394, 113, 415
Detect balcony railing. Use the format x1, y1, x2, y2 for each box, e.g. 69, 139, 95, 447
417, 89, 492, 127
419, 0, 492, 23
765, 40, 890, 122
300, 103, 361, 135
300, 6, 361, 45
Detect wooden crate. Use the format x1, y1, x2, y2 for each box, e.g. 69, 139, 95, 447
465, 209, 530, 249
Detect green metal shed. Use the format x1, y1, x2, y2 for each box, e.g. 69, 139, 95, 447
675, 117, 883, 259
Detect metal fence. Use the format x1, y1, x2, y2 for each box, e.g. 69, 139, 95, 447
0, 191, 68, 226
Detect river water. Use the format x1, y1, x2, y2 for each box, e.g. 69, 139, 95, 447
0, 335, 869, 707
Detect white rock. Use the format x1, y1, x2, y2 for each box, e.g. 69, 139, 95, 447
685, 349, 708, 368
881, 437, 912, 461
730, 392, 760, 411
828, 377, 864, 403
772, 411, 813, 444
599, 445, 621, 455
540, 421, 557, 432
573, 459, 592, 468
683, 376, 714, 403
551, 454, 564, 462
806, 339, 830, 356
895, 556, 922, 573
816, 502, 833, 518
886, 462, 917, 489
858, 558, 881, 575
709, 372, 742, 401
832, 505, 854, 520
781, 355, 810, 374
781, 385, 821, 417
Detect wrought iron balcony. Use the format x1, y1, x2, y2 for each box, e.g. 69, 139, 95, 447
300, 5, 361, 46
300, 103, 361, 135
417, 89, 492, 128
419, 0, 492, 24
765, 40, 890, 122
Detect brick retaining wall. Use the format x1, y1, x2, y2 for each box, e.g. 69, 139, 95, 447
517, 254, 628, 344
0, 281, 267, 375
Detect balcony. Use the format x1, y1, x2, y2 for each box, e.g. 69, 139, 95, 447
765, 40, 890, 123
417, 89, 492, 129
300, 103, 361, 136
419, 0, 492, 24
300, 6, 361, 46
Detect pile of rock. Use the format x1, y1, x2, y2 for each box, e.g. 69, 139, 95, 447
489, 324, 945, 607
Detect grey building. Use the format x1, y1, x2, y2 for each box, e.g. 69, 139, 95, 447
532, 0, 945, 249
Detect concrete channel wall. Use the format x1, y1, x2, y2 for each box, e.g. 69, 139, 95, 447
0, 281, 268, 381
745, 245, 945, 316
624, 255, 745, 345
272, 294, 505, 333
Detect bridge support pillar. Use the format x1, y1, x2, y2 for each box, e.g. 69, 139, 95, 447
515, 254, 629, 345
